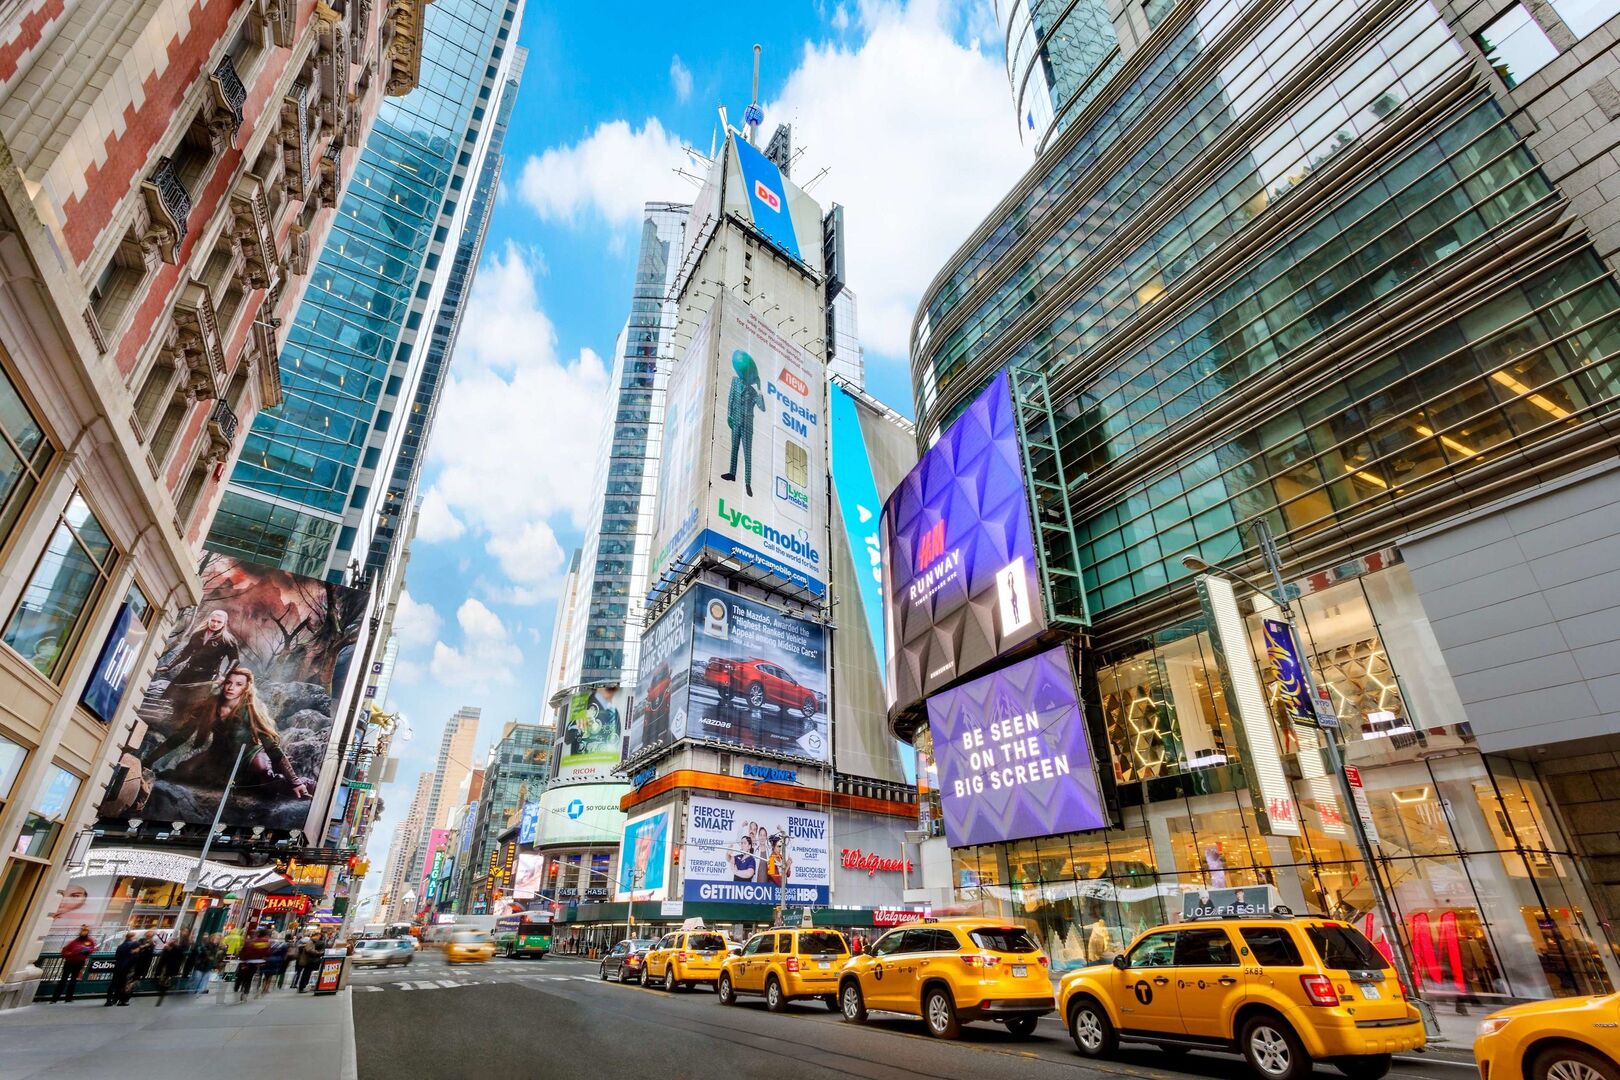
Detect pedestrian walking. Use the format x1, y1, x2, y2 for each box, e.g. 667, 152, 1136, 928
104, 932, 141, 1006
222, 924, 243, 957
52, 925, 97, 1003
192, 933, 223, 994
154, 930, 190, 1006
294, 932, 323, 992
264, 933, 290, 992
234, 928, 270, 1001
132, 931, 157, 984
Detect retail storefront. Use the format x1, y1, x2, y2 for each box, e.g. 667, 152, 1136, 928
917, 559, 1620, 1002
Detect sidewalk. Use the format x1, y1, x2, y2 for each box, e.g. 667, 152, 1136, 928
0, 980, 358, 1080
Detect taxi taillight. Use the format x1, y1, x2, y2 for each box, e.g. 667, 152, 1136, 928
1300, 974, 1339, 1007
675, 951, 687, 962
785, 957, 800, 973
961, 954, 1001, 968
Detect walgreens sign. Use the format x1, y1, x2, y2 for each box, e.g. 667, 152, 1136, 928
840, 848, 913, 877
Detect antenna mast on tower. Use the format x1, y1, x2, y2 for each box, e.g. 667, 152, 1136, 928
743, 44, 764, 145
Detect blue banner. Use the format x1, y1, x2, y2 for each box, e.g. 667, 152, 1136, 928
1261, 618, 1319, 728
518, 800, 540, 845
733, 135, 799, 260
80, 603, 147, 723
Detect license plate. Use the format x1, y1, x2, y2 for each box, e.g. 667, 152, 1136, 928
1359, 984, 1382, 1000
1012, 965, 1028, 977
818, 961, 830, 970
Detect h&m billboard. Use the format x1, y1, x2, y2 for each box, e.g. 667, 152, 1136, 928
97, 553, 365, 836
926, 646, 1106, 848
882, 372, 1044, 712
650, 289, 827, 597
630, 583, 828, 763
681, 795, 829, 905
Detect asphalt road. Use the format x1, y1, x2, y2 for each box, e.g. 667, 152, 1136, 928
350, 953, 1477, 1080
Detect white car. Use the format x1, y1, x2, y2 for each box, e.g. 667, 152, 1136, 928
351, 938, 414, 967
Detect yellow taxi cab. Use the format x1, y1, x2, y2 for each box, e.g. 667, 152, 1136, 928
644, 928, 731, 991
1474, 992, 1620, 1080
837, 916, 1054, 1039
716, 928, 849, 1011
1059, 910, 1422, 1080
445, 930, 497, 964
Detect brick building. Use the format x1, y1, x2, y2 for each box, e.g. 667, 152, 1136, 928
0, 0, 427, 1006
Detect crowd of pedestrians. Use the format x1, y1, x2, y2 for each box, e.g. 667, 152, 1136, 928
45, 922, 337, 1006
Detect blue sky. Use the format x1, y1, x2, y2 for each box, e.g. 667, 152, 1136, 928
360, 0, 1031, 878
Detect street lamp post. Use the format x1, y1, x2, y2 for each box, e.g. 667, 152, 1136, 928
174, 743, 247, 937
1185, 521, 1436, 1037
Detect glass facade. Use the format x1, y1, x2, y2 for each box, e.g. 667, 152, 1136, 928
3, 494, 117, 680
462, 723, 552, 912
997, 0, 1122, 149
563, 204, 688, 688
209, 0, 522, 580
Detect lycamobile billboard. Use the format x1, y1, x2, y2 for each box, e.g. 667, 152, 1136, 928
926, 646, 1105, 848
650, 289, 827, 597
882, 371, 1044, 712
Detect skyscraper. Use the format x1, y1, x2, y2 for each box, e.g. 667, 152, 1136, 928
409, 706, 480, 886
207, 0, 527, 582
382, 771, 434, 923
900, 0, 1620, 992
458, 721, 552, 913
559, 203, 689, 692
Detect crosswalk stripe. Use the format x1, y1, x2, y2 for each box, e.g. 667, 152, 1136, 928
414, 981, 439, 991
437, 979, 460, 988
355, 985, 383, 992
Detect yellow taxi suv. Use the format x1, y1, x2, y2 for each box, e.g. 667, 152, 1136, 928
1059, 911, 1422, 1080
1474, 992, 1620, 1080
644, 929, 730, 992
837, 916, 1054, 1039
716, 928, 848, 1011
445, 930, 497, 964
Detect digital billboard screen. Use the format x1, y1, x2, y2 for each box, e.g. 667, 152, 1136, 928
681, 795, 829, 905
629, 583, 828, 763
882, 371, 1044, 713
98, 553, 365, 834
615, 807, 672, 901
925, 646, 1105, 848
556, 685, 623, 781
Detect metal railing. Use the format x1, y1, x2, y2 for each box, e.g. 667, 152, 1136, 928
210, 399, 239, 445
147, 157, 192, 248
212, 54, 247, 134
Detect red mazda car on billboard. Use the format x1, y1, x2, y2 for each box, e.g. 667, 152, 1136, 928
702, 657, 818, 718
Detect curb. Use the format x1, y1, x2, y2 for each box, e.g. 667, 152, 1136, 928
340, 987, 358, 1080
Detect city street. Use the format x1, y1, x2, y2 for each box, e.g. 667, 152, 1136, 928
351, 954, 1477, 1080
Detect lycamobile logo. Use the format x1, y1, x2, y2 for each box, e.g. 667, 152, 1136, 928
717, 498, 821, 565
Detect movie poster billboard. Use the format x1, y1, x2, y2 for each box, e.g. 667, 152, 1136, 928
926, 647, 1106, 848
556, 685, 623, 781
681, 795, 829, 905
883, 371, 1044, 712
649, 289, 827, 597
96, 553, 365, 834
628, 583, 828, 762
615, 807, 672, 901
513, 853, 545, 900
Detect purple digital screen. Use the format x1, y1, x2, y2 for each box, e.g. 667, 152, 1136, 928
926, 647, 1106, 848
883, 371, 1044, 712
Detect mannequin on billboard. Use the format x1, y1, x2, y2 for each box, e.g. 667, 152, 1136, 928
719, 349, 765, 497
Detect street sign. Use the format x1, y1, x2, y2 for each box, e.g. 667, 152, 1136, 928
1344, 765, 1381, 843
343, 780, 374, 791
1312, 686, 1340, 728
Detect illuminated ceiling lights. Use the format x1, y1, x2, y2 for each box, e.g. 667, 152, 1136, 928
1414, 424, 1475, 458
1343, 463, 1388, 488
1490, 369, 1572, 418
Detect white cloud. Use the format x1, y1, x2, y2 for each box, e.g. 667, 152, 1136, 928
517, 119, 689, 228
392, 590, 441, 648
414, 487, 465, 544
427, 242, 612, 603
831, 4, 851, 31
428, 599, 524, 691
670, 54, 693, 103
768, 0, 1028, 357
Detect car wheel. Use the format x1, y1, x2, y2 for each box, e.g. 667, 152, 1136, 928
800, 697, 816, 719
747, 683, 766, 709
1005, 1016, 1038, 1038
664, 968, 678, 992
1334, 1054, 1393, 1080
840, 981, 867, 1024
717, 974, 736, 1006
1068, 998, 1117, 1058
619, 967, 631, 985
599, 964, 608, 981
765, 977, 786, 1013
1242, 1015, 1310, 1080
1530, 1047, 1619, 1080
924, 986, 961, 1039
824, 996, 839, 1012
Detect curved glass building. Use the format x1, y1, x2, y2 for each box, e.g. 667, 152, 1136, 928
905, 0, 1620, 999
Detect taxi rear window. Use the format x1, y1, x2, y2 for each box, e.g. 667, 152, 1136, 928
796, 931, 847, 955
968, 927, 1040, 953
1306, 925, 1387, 970
1240, 927, 1304, 966
688, 933, 727, 952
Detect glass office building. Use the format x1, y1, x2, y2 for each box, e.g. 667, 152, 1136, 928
907, 0, 1620, 1001
561, 203, 689, 690
208, 0, 525, 582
